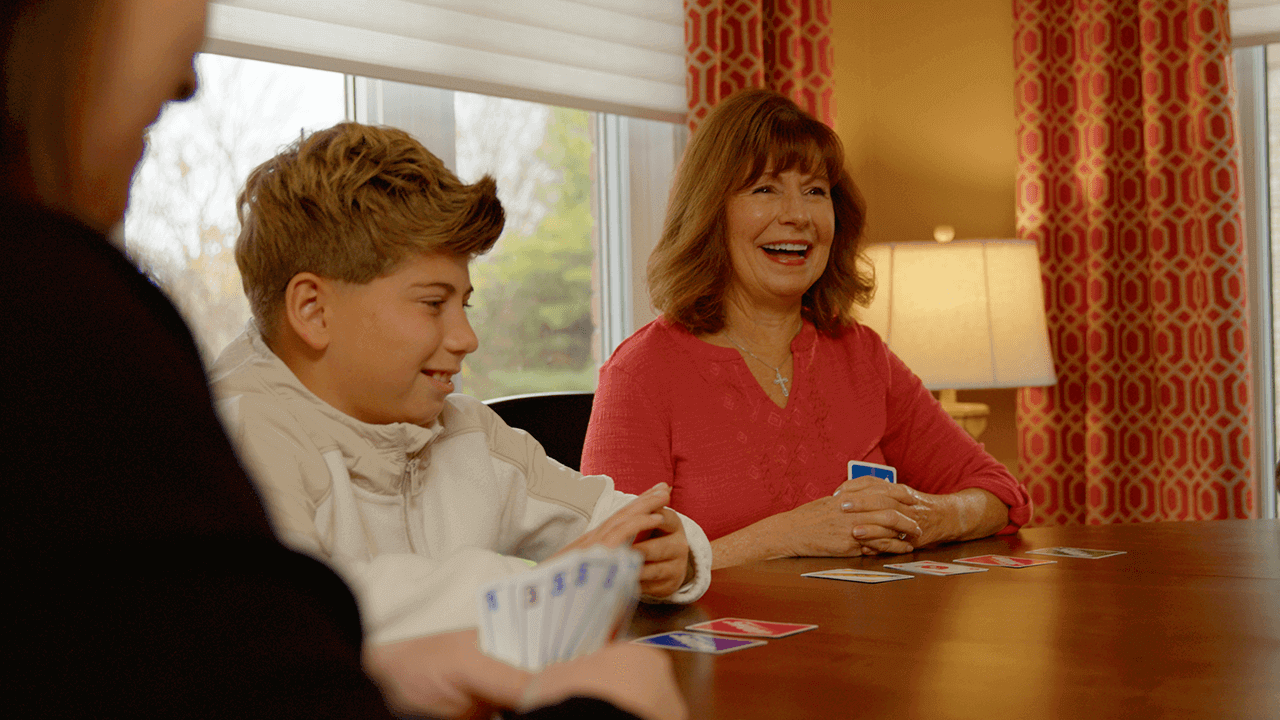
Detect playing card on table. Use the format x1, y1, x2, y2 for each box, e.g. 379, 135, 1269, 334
632, 631, 766, 654
1027, 547, 1126, 559
802, 568, 913, 583
847, 459, 896, 483
685, 618, 817, 638
883, 561, 988, 576
953, 554, 1057, 568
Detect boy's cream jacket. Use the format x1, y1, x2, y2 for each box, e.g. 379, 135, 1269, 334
209, 326, 711, 645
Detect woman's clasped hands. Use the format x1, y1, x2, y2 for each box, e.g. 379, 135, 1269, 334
831, 477, 1003, 554
779, 472, 988, 558
764, 475, 919, 558
830, 475, 923, 555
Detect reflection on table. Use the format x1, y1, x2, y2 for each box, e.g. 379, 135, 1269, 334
631, 519, 1280, 720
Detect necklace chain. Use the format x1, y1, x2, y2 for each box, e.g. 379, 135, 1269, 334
723, 331, 793, 398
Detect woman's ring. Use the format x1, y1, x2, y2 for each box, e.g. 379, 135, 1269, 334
897, 532, 907, 541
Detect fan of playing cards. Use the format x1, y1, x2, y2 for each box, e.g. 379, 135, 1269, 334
476, 546, 642, 670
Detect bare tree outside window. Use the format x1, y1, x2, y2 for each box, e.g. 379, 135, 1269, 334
124, 54, 345, 363
125, 55, 614, 402
453, 94, 599, 399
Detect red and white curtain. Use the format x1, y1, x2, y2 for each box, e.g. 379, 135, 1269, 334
1014, 0, 1256, 524
685, 0, 835, 130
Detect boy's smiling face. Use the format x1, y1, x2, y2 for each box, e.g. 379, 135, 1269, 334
319, 252, 478, 427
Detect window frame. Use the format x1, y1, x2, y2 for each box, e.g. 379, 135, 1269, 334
1233, 42, 1278, 519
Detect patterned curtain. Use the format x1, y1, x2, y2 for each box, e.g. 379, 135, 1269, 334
1014, 0, 1256, 524
685, 0, 834, 130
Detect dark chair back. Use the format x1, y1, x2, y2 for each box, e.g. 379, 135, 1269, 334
483, 391, 594, 471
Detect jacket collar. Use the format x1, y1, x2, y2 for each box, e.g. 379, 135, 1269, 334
213, 322, 442, 457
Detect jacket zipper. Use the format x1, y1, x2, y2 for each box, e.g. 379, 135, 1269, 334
401, 456, 419, 554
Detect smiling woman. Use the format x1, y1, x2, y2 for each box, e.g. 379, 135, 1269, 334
582, 89, 1034, 569
724, 167, 835, 320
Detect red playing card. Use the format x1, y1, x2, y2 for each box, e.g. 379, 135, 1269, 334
685, 617, 818, 638
953, 554, 1057, 568
883, 561, 988, 576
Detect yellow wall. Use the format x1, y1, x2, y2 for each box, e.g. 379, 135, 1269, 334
832, 0, 1021, 474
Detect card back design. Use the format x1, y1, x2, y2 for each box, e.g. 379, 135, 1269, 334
802, 568, 913, 583
953, 554, 1057, 568
847, 459, 896, 483
632, 631, 766, 654
883, 561, 988, 576
1026, 547, 1126, 559
685, 618, 818, 638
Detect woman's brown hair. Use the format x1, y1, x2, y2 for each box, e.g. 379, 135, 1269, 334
647, 89, 871, 336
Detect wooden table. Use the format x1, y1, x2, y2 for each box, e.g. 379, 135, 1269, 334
631, 519, 1279, 719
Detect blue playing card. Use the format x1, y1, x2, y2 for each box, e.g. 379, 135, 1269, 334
631, 631, 765, 654
847, 459, 896, 483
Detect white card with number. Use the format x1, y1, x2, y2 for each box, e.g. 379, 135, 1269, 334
476, 579, 521, 666
477, 546, 642, 670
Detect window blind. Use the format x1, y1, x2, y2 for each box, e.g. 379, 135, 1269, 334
1231, 2, 1280, 46
204, 0, 686, 122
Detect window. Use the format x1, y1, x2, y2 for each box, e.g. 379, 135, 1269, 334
125, 54, 345, 360
1270, 43, 1279, 444
125, 53, 685, 400
1232, 38, 1280, 518
1269, 42, 1279, 514
456, 92, 599, 398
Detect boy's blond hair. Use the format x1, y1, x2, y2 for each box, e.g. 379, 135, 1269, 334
235, 122, 504, 338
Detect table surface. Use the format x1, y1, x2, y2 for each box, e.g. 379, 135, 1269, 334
631, 519, 1280, 720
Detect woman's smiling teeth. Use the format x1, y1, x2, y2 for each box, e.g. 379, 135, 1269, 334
761, 242, 810, 258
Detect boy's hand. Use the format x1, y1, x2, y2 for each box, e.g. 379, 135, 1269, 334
553, 483, 671, 557
633, 506, 692, 598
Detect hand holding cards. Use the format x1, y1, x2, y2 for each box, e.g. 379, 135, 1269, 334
476, 546, 642, 670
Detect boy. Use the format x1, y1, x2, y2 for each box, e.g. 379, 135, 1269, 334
210, 123, 711, 645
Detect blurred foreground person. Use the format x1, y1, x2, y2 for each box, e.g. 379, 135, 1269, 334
0, 2, 684, 718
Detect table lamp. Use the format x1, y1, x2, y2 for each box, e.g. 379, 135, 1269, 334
859, 237, 1057, 439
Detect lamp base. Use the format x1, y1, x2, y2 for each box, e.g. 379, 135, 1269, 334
938, 389, 988, 440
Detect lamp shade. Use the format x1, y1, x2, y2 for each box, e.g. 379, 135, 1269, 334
860, 240, 1057, 390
